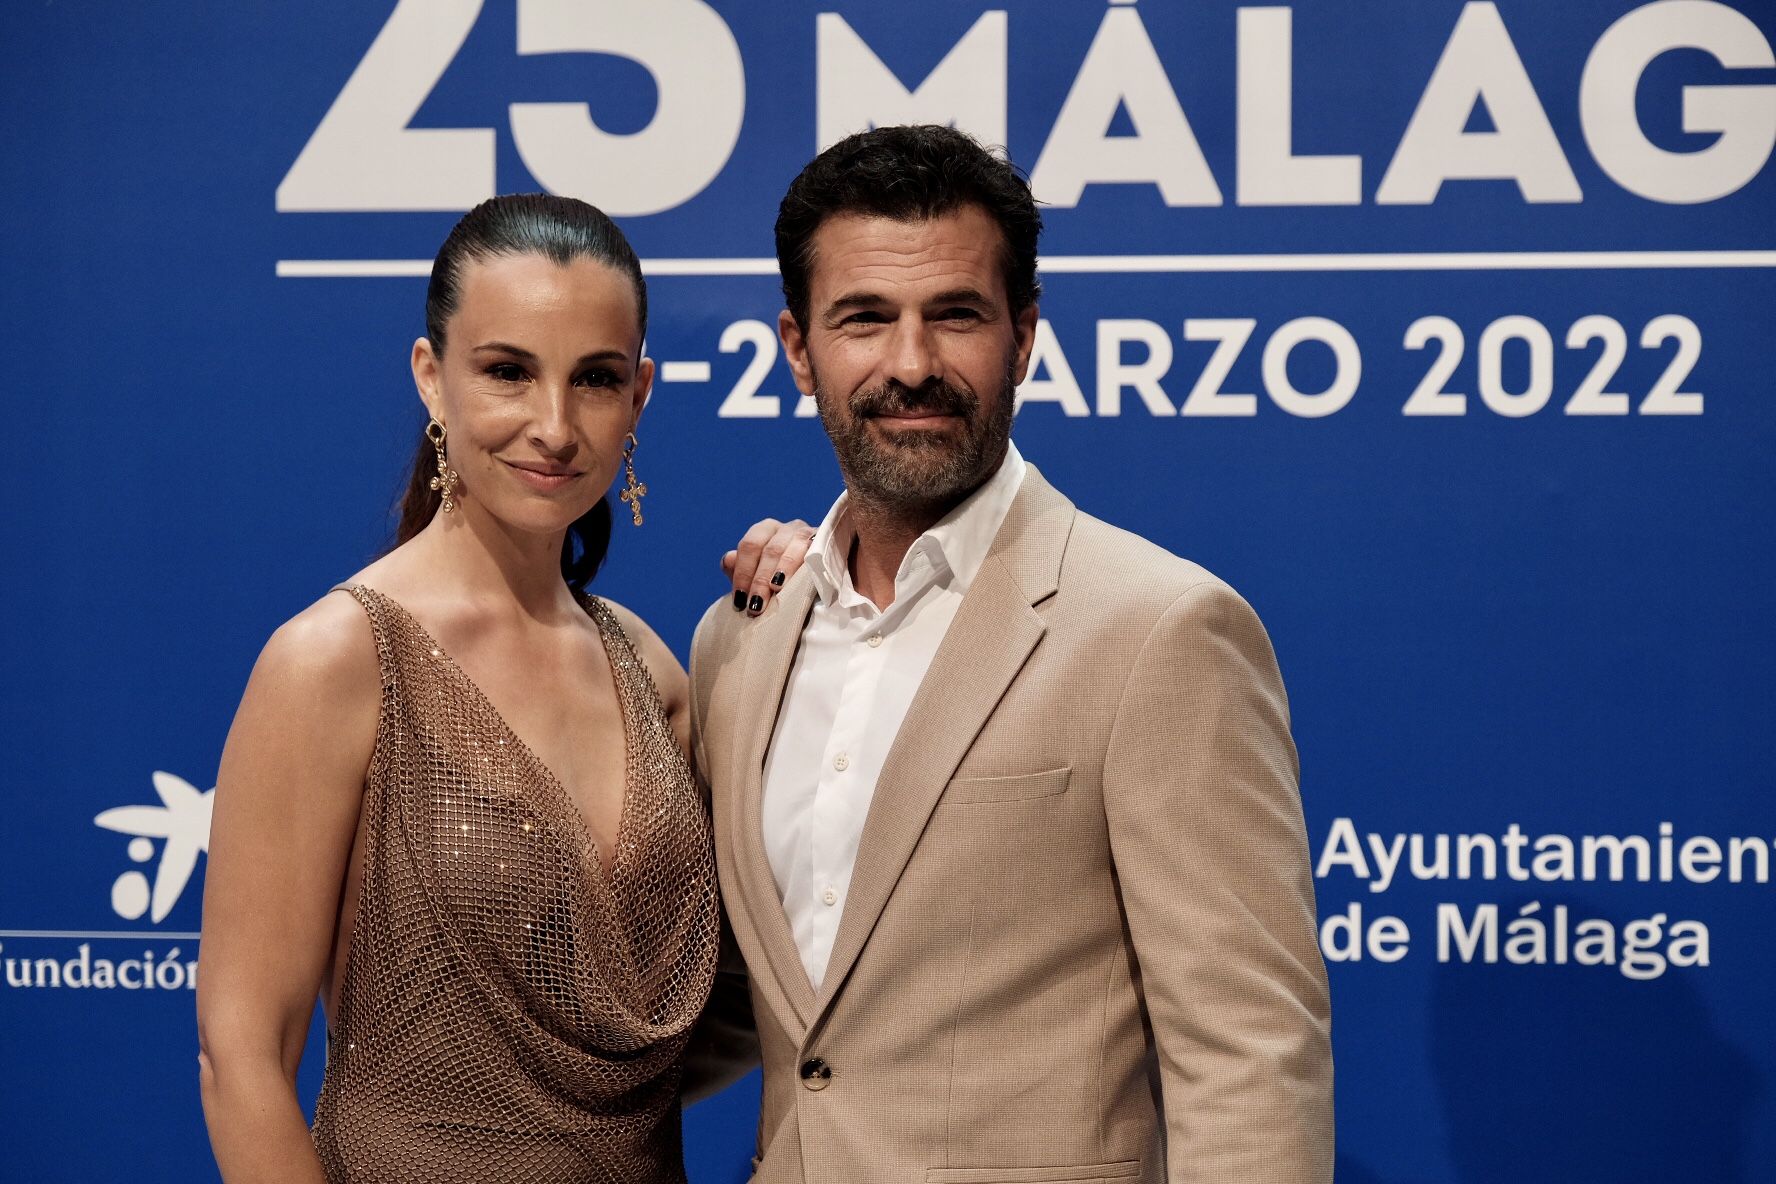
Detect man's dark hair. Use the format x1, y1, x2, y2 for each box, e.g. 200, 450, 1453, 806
775, 125, 1042, 329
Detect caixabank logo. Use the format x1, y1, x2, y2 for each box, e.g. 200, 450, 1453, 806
93, 772, 214, 926
1, 772, 212, 994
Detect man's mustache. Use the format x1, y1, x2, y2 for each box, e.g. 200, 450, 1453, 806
851, 380, 977, 420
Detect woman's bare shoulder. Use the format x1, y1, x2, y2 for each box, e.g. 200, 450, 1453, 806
218, 589, 383, 812
249, 589, 382, 706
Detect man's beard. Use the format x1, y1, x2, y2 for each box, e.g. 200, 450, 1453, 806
814, 367, 1017, 512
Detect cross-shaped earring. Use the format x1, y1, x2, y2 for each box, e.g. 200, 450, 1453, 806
620, 432, 647, 526
426, 418, 459, 514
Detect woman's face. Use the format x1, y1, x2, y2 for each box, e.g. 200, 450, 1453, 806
413, 252, 652, 538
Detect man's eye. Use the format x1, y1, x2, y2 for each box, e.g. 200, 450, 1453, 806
937, 307, 982, 321
844, 311, 887, 325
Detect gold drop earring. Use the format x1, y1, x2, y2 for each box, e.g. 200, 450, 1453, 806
619, 432, 647, 526
427, 418, 460, 514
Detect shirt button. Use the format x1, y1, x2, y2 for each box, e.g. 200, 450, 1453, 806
833, 753, 850, 772
866, 634, 883, 648
822, 887, 838, 906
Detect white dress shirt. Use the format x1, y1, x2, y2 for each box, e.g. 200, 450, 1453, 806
761, 444, 1029, 987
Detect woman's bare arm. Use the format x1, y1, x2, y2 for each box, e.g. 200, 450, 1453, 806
196, 594, 381, 1183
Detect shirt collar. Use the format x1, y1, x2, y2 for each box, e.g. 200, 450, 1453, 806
805, 441, 1028, 608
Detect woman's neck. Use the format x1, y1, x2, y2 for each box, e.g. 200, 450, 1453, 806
415, 501, 575, 621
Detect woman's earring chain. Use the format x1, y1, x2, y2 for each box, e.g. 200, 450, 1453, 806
426, 418, 460, 514
620, 432, 647, 526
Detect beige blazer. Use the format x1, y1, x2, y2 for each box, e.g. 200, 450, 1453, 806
688, 466, 1332, 1184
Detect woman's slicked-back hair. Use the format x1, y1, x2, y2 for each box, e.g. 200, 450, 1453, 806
396, 193, 648, 593
425, 192, 648, 353
774, 124, 1042, 330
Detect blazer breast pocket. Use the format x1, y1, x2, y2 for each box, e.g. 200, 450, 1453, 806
925, 1162, 1140, 1183
941, 766, 1071, 805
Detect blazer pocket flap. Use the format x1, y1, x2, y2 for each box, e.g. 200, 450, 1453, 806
942, 766, 1071, 805
926, 1162, 1140, 1183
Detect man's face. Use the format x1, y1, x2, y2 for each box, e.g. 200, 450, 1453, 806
779, 205, 1038, 511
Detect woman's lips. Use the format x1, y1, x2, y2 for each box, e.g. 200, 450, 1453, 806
503, 460, 584, 492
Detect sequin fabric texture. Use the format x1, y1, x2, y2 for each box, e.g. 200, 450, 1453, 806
311, 586, 719, 1183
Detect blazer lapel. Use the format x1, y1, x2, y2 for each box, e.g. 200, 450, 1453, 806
812, 468, 1074, 1016
730, 575, 821, 1032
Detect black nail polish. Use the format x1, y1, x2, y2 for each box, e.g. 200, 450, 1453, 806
733, 590, 747, 611
770, 571, 786, 587
747, 594, 764, 615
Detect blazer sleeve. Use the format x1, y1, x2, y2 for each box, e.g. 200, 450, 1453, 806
679, 604, 761, 1105
1101, 580, 1333, 1183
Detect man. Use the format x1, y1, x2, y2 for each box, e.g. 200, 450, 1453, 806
691, 125, 1332, 1184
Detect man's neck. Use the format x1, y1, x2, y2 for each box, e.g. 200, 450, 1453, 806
838, 446, 1017, 611
844, 495, 951, 611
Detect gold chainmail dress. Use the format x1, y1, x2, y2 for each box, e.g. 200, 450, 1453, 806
311, 585, 719, 1183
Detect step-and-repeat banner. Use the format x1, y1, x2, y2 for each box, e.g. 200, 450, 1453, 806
3, 2, 1772, 1180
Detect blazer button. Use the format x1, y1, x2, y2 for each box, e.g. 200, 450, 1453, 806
799, 1057, 832, 1090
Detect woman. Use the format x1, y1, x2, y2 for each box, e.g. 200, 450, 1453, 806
196, 195, 803, 1183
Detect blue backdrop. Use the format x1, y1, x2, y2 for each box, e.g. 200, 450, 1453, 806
3, 2, 1773, 1180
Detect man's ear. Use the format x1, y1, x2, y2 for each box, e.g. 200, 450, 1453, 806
778, 309, 816, 397
1010, 303, 1040, 386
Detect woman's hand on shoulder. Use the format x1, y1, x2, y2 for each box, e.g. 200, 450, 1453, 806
722, 519, 816, 617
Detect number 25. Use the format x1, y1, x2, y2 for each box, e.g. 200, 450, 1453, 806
278, 0, 744, 216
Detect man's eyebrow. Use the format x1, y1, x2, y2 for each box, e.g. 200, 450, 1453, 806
926, 288, 993, 308
824, 291, 890, 316
820, 288, 996, 321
